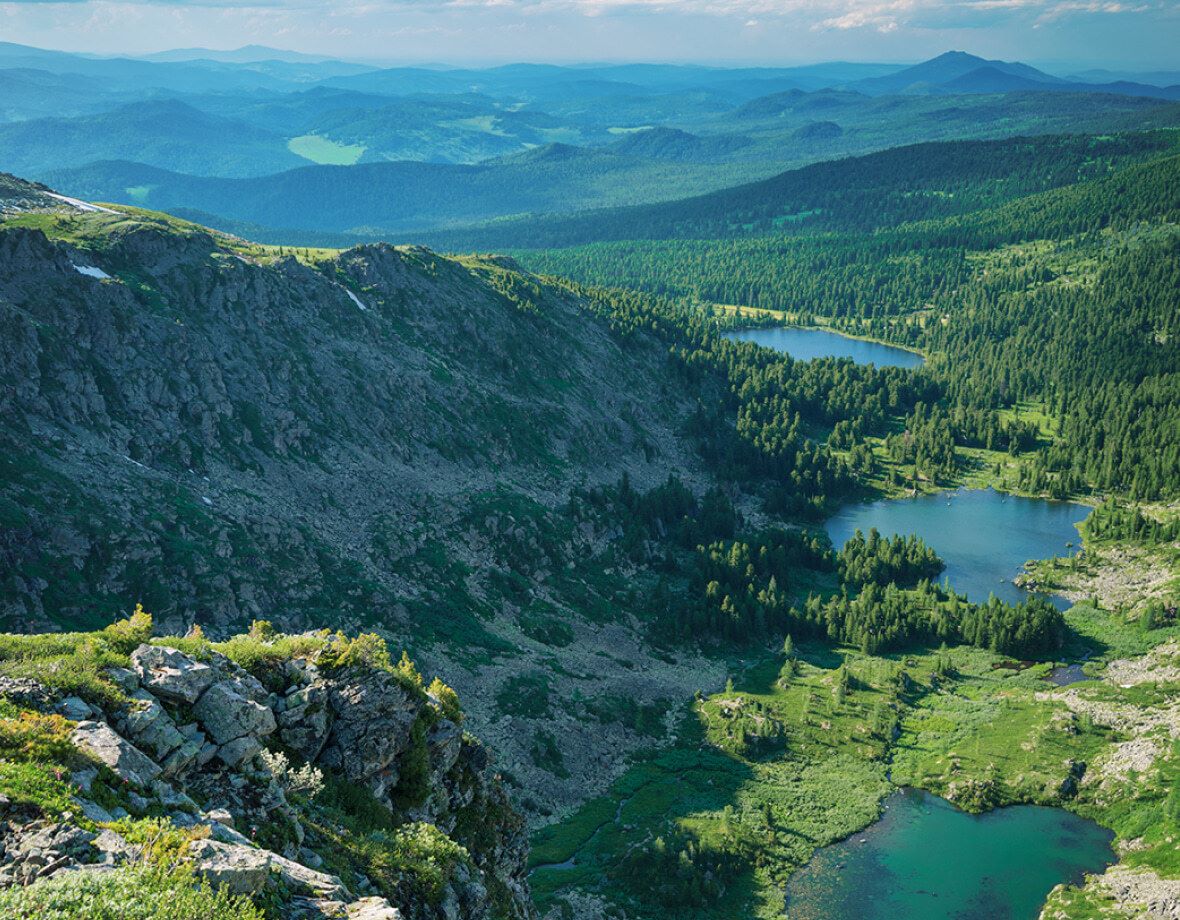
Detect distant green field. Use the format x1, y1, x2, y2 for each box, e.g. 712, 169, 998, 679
287, 134, 366, 166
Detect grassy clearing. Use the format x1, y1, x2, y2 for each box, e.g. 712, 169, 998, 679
287, 134, 366, 166
533, 600, 1180, 919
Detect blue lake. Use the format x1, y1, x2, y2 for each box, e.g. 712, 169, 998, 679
724, 326, 925, 369
786, 787, 1114, 920
825, 488, 1089, 608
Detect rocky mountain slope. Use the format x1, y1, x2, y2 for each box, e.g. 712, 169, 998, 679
0, 178, 726, 824
0, 611, 530, 919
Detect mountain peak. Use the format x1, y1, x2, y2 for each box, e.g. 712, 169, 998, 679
851, 50, 1058, 95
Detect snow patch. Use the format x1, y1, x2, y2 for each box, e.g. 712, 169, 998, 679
72, 263, 111, 280
45, 192, 119, 215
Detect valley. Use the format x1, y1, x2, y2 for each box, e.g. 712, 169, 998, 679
0, 32, 1178, 920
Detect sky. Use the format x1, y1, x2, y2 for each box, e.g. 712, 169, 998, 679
1, 0, 1178, 70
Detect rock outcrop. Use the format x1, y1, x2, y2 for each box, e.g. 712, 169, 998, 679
0, 633, 534, 920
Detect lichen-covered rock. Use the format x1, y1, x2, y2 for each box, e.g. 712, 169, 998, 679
194, 680, 276, 745
189, 838, 272, 895
318, 669, 418, 797
426, 720, 463, 784
2, 617, 536, 920
347, 898, 403, 919
117, 689, 186, 761
0, 822, 99, 886
278, 681, 332, 761
56, 696, 93, 721
190, 838, 348, 900
131, 645, 215, 704
70, 720, 160, 788
216, 733, 264, 768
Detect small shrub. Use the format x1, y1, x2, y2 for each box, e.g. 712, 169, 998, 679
427, 677, 463, 724
102, 604, 154, 655
392, 648, 421, 686
0, 761, 78, 818
0, 711, 77, 765
260, 749, 324, 800
104, 817, 209, 866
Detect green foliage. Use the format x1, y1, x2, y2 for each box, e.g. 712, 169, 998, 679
583, 695, 670, 738
522, 143, 1180, 505
391, 715, 432, 809
427, 677, 463, 724
0, 710, 78, 767
0, 609, 157, 707
793, 583, 1067, 657
104, 817, 210, 866
311, 815, 469, 908
491, 132, 1179, 250
699, 694, 786, 757
530, 729, 570, 778
518, 606, 575, 648
496, 673, 551, 719
0, 864, 263, 920
101, 603, 155, 654
1083, 501, 1180, 546
836, 528, 944, 588
610, 828, 744, 909
570, 473, 739, 562
0, 761, 79, 819
658, 529, 831, 642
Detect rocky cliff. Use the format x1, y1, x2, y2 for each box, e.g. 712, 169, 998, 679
0, 182, 726, 829
0, 612, 532, 919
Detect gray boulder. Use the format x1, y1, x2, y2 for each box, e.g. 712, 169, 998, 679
318, 670, 418, 798
217, 734, 264, 768
131, 645, 215, 704
427, 720, 463, 783
190, 839, 347, 899
57, 696, 94, 721
194, 681, 276, 745
278, 683, 332, 761
71, 720, 160, 788
189, 838, 272, 895
119, 689, 186, 760
348, 898, 404, 919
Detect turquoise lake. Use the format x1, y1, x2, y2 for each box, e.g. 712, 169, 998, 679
785, 788, 1114, 920
825, 488, 1088, 608
724, 326, 925, 369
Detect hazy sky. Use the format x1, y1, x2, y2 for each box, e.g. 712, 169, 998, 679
2, 0, 1178, 70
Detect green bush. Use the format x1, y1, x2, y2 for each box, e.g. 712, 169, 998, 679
0, 864, 263, 920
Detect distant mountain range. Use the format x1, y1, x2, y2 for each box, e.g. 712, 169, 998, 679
849, 51, 1179, 100
0, 99, 305, 178
5, 43, 1180, 237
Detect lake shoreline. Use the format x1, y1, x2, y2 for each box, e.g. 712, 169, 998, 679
711, 306, 928, 358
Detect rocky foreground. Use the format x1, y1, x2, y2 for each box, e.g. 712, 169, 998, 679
0, 613, 533, 919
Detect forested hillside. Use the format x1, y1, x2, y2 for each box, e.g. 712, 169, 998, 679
427, 130, 1179, 248
514, 139, 1180, 500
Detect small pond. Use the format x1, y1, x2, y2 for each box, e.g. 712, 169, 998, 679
723, 326, 925, 369
1046, 663, 1089, 686
825, 488, 1088, 608
785, 787, 1114, 920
